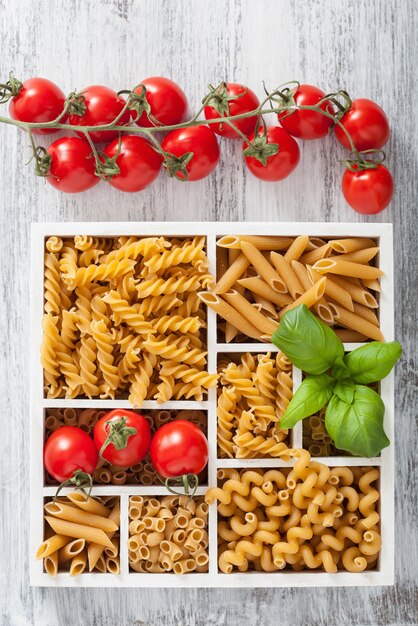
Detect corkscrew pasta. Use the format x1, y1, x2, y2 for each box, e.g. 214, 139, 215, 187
202, 235, 382, 343
217, 352, 292, 458
128, 496, 209, 574
37, 495, 120, 576
206, 450, 381, 573
41, 236, 216, 403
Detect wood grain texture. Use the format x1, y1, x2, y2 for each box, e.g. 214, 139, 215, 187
0, 0, 417, 624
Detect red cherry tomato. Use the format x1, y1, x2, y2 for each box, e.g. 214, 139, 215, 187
278, 84, 333, 140
204, 83, 260, 139
244, 126, 300, 182
342, 163, 394, 214
150, 421, 209, 478
46, 136, 99, 193
44, 426, 98, 483
161, 125, 220, 181
68, 85, 131, 143
133, 76, 187, 127
94, 409, 151, 467
9, 77, 67, 135
335, 98, 390, 151
103, 135, 162, 192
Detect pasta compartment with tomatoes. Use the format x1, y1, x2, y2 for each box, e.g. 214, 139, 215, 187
31, 222, 394, 587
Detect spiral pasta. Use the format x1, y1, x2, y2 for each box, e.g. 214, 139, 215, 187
41, 236, 216, 404
206, 451, 381, 573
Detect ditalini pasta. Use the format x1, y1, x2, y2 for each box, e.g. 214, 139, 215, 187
206, 450, 381, 573
41, 236, 216, 404
217, 352, 292, 459
37, 495, 120, 576
203, 235, 382, 342
128, 496, 209, 574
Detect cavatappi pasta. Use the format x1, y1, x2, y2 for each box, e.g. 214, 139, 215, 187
217, 352, 292, 458
128, 496, 209, 574
202, 235, 382, 342
205, 450, 381, 573
37, 494, 120, 576
45, 408, 208, 486
41, 236, 217, 403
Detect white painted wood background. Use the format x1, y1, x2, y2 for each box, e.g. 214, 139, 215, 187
0, 0, 416, 624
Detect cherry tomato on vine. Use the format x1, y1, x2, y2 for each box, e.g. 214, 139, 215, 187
278, 84, 334, 140
44, 426, 98, 483
335, 98, 390, 151
68, 85, 131, 143
132, 76, 187, 127
342, 163, 394, 214
204, 83, 260, 139
9, 77, 67, 134
244, 126, 300, 182
150, 421, 209, 478
161, 125, 220, 181
46, 136, 99, 193
94, 409, 151, 467
103, 135, 162, 192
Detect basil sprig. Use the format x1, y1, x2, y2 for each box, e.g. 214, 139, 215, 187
272, 305, 402, 457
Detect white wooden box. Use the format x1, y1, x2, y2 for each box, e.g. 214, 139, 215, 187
30, 222, 394, 587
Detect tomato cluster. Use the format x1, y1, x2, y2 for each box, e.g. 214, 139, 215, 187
44, 410, 209, 494
7, 76, 393, 213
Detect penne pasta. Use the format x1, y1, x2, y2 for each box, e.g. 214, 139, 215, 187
44, 552, 59, 577
240, 242, 287, 292
88, 501, 120, 571
333, 329, 369, 342
69, 549, 87, 576
223, 291, 277, 335
329, 238, 376, 254
36, 534, 69, 560
58, 538, 86, 563
217, 235, 294, 250
332, 247, 380, 264
290, 261, 334, 324
362, 278, 381, 292
279, 278, 327, 318
198, 292, 264, 340
307, 265, 354, 311
283, 235, 309, 262
66, 493, 111, 517
352, 302, 379, 326
313, 258, 383, 280
325, 275, 378, 308
270, 252, 304, 299
213, 253, 251, 294
44, 502, 118, 533
237, 277, 292, 308
299, 244, 332, 266
329, 304, 384, 341
44, 516, 115, 549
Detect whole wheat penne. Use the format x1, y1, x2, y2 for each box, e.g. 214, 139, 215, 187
217, 235, 294, 250
307, 265, 354, 311
279, 278, 327, 318
325, 274, 378, 307
44, 502, 118, 533
362, 278, 381, 292
240, 242, 287, 292
283, 235, 309, 262
58, 538, 86, 564
270, 252, 304, 299
213, 253, 250, 294
313, 258, 383, 280
290, 261, 334, 324
44, 516, 114, 548
65, 493, 111, 517
237, 277, 292, 307
36, 534, 70, 559
44, 552, 59, 577
299, 244, 332, 265
329, 304, 384, 341
329, 238, 376, 253
70, 549, 87, 576
331, 247, 380, 264
333, 329, 369, 342
223, 291, 277, 335
254, 294, 279, 318
352, 302, 379, 326
88, 501, 120, 571
198, 292, 263, 340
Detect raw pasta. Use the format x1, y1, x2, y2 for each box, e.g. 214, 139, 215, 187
41, 236, 216, 403
206, 450, 381, 573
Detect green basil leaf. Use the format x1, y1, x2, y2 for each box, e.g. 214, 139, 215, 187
279, 374, 334, 429
332, 356, 351, 380
325, 385, 389, 457
272, 304, 344, 375
333, 380, 355, 404
344, 341, 402, 384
